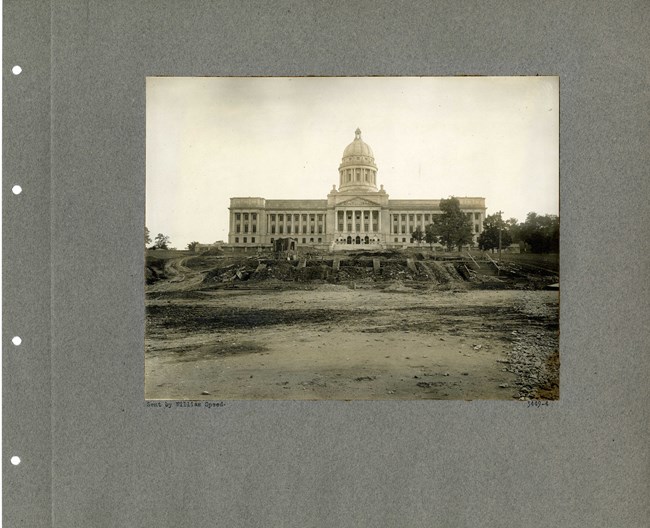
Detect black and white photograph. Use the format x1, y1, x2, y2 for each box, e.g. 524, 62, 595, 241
145, 76, 559, 401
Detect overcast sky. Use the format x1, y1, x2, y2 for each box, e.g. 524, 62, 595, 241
146, 76, 558, 248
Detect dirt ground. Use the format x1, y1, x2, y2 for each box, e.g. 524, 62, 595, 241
145, 254, 559, 400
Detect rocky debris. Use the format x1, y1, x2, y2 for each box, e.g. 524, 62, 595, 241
505, 325, 559, 400
354, 376, 376, 382
201, 390, 211, 395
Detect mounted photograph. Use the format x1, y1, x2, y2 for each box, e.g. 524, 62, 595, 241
145, 76, 559, 401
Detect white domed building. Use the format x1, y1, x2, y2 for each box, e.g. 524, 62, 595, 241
228, 129, 486, 250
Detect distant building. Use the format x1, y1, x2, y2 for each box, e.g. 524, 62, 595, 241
228, 129, 486, 250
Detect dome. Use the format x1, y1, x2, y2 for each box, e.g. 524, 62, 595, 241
337, 128, 379, 192
342, 128, 375, 159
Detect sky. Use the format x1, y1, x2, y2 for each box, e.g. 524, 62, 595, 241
146, 76, 558, 248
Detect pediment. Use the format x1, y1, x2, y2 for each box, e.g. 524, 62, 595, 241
337, 197, 380, 208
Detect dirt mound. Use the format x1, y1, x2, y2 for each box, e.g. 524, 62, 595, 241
146, 252, 559, 292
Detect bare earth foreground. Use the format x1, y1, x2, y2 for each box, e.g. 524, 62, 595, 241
145, 251, 559, 401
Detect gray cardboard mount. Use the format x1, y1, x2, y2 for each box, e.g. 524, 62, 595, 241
3, 1, 649, 526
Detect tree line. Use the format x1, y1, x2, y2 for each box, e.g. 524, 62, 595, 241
477, 211, 559, 253
411, 198, 558, 254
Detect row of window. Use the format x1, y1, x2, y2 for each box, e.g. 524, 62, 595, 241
233, 237, 324, 244
237, 223, 479, 235
337, 211, 379, 219
237, 211, 481, 224
234, 213, 257, 221
270, 213, 323, 222
235, 224, 256, 233
391, 212, 482, 222
270, 225, 323, 234
390, 224, 481, 235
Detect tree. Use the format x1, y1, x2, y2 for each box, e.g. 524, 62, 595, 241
478, 213, 513, 252
519, 213, 559, 253
432, 197, 474, 251
411, 225, 424, 245
154, 233, 170, 250
424, 223, 438, 249
187, 241, 199, 252
145, 226, 151, 247
505, 218, 520, 244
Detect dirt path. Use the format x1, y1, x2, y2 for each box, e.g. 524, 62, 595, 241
145, 286, 558, 400
147, 257, 205, 293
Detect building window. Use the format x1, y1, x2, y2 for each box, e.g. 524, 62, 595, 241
236, 225, 241, 233
278, 214, 284, 221
402, 238, 406, 242
347, 223, 352, 231
235, 213, 241, 220
243, 237, 247, 243
251, 237, 255, 243
310, 227, 315, 234
270, 238, 274, 244
409, 214, 414, 221
318, 238, 322, 243
475, 213, 480, 220
310, 214, 315, 221
244, 224, 248, 232
243, 213, 249, 220
302, 238, 306, 243
310, 238, 314, 243
279, 226, 283, 234
252, 225, 256, 233
302, 214, 307, 221
373, 224, 378, 231
318, 226, 323, 234
338, 223, 343, 231
401, 214, 406, 221
318, 214, 323, 221
425, 214, 430, 221
252, 213, 257, 220
394, 238, 398, 242
356, 224, 360, 231
364, 224, 369, 232
235, 237, 239, 243
270, 214, 276, 221
401, 226, 406, 234
475, 225, 479, 233
303, 226, 307, 234
294, 214, 299, 221
287, 226, 292, 234
271, 226, 276, 234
